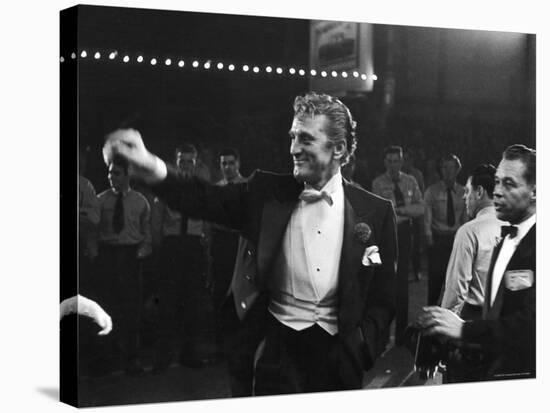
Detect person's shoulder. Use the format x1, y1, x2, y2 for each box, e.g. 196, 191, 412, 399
425, 181, 442, 194
346, 181, 393, 209
129, 189, 151, 205
371, 173, 386, 185
97, 189, 112, 199
248, 169, 296, 189
400, 172, 418, 184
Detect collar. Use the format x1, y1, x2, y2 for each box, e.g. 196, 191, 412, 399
385, 171, 402, 182
112, 187, 130, 196
443, 181, 457, 192
513, 212, 536, 241
475, 205, 496, 218
304, 171, 344, 197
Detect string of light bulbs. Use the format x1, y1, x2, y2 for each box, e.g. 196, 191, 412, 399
60, 49, 378, 82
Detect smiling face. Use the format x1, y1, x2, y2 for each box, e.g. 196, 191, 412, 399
289, 114, 342, 189
493, 158, 536, 224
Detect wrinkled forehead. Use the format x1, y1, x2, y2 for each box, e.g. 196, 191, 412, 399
496, 158, 528, 182
290, 114, 329, 135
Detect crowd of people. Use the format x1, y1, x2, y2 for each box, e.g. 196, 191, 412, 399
75, 91, 536, 396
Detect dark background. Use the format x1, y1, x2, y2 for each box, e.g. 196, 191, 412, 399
73, 4, 535, 190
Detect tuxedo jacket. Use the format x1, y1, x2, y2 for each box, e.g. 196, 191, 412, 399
154, 166, 398, 384
462, 224, 536, 379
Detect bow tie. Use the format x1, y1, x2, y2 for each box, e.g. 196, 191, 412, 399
299, 188, 333, 206
501, 225, 518, 239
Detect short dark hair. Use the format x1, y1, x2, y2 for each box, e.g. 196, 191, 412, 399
110, 154, 129, 175
219, 147, 240, 161
293, 92, 357, 165
469, 163, 497, 197
384, 145, 403, 159
502, 144, 536, 185
440, 153, 462, 172
175, 143, 198, 158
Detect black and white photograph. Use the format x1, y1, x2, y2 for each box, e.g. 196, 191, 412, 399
2, 1, 548, 412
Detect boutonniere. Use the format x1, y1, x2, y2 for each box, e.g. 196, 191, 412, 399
354, 222, 372, 244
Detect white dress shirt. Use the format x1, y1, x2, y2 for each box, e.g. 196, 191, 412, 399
269, 172, 345, 335
490, 213, 536, 305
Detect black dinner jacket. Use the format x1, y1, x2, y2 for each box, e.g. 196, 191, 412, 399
462, 223, 536, 379
154, 166, 398, 384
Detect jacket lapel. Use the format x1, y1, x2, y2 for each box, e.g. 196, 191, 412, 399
338, 182, 369, 333
256, 181, 301, 284
484, 237, 504, 317
487, 223, 536, 317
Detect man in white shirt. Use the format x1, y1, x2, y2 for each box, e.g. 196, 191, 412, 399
418, 144, 536, 381
441, 164, 504, 320
103, 92, 398, 394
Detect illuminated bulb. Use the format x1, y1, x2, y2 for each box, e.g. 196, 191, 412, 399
109, 52, 117, 60
341, 72, 348, 78
192, 60, 199, 68
266, 66, 272, 73
137, 55, 144, 63
165, 58, 172, 66
289, 67, 296, 75
331, 71, 338, 78
321, 71, 327, 77
217, 62, 223, 69
310, 69, 317, 76
276, 67, 283, 74
372, 74, 378, 81
80, 50, 87, 58
242, 65, 249, 72
253, 66, 259, 73
228, 64, 235, 71
204, 62, 211, 69
70, 53, 76, 59
60, 56, 65, 63
361, 74, 367, 80
94, 52, 101, 59
299, 69, 305, 76
150, 58, 157, 65
123, 56, 130, 63
178, 60, 185, 67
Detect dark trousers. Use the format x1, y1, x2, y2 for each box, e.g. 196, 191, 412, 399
443, 303, 484, 383
154, 234, 211, 366
219, 295, 267, 397
94, 244, 142, 370
254, 315, 343, 395
396, 220, 412, 344
427, 233, 455, 305
410, 217, 423, 277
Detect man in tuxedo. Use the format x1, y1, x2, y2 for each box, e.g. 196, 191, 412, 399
103, 92, 397, 394
417, 144, 536, 381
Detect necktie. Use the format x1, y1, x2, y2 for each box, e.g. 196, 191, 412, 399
112, 192, 125, 233
501, 225, 518, 239
299, 188, 333, 206
392, 178, 405, 208
446, 187, 455, 227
